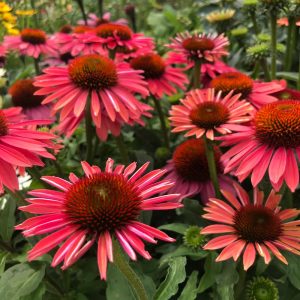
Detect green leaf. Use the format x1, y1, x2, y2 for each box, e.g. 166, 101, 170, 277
216, 261, 239, 300
161, 245, 207, 262
178, 271, 199, 300
0, 196, 16, 242
277, 72, 298, 82
286, 253, 300, 290
0, 252, 8, 275
0, 263, 45, 300
198, 252, 222, 293
20, 282, 46, 300
154, 257, 187, 300
158, 223, 189, 235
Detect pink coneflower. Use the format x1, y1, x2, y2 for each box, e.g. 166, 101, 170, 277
169, 88, 253, 140
271, 79, 300, 100
16, 159, 181, 280
0, 44, 6, 67
9, 79, 53, 120
220, 100, 300, 192
201, 185, 300, 270
163, 139, 235, 203
0, 107, 57, 193
129, 53, 188, 98
34, 54, 151, 139
4, 28, 57, 58
210, 72, 284, 108
77, 12, 128, 27
43, 51, 74, 67
94, 23, 153, 53
54, 31, 105, 57
167, 32, 229, 63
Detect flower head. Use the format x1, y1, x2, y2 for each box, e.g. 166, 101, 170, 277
16, 159, 181, 280
4, 28, 57, 58
169, 88, 253, 140
206, 9, 236, 23
210, 72, 284, 108
0, 107, 57, 192
9, 79, 53, 120
246, 276, 279, 300
163, 139, 236, 202
167, 32, 229, 63
183, 226, 207, 249
220, 100, 300, 192
201, 185, 300, 270
130, 53, 188, 98
34, 54, 151, 140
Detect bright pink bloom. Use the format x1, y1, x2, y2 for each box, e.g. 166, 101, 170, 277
201, 185, 300, 270
16, 159, 181, 280
93, 23, 153, 52
163, 139, 235, 203
219, 100, 300, 192
129, 53, 188, 98
167, 32, 229, 63
9, 79, 54, 121
271, 79, 300, 100
0, 44, 6, 67
210, 72, 284, 108
4, 29, 57, 58
34, 54, 151, 140
77, 12, 128, 27
169, 88, 253, 140
53, 31, 105, 57
0, 107, 57, 192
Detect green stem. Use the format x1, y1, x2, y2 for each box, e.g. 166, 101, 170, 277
251, 61, 260, 79
98, 0, 104, 16
33, 57, 40, 75
115, 134, 129, 164
203, 136, 221, 198
52, 160, 64, 177
284, 17, 295, 71
113, 239, 148, 300
193, 60, 201, 89
234, 262, 246, 299
45, 273, 65, 297
270, 12, 277, 79
85, 96, 93, 164
30, 0, 38, 27
152, 96, 170, 150
27, 167, 47, 187
75, 0, 87, 25
250, 11, 259, 35
260, 58, 271, 82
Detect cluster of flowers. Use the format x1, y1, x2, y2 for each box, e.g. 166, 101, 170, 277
0, 6, 299, 282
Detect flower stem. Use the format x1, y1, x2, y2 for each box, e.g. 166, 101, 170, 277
234, 262, 246, 299
284, 17, 296, 71
33, 57, 40, 75
270, 12, 277, 80
115, 134, 129, 164
98, 0, 103, 16
30, 0, 38, 27
260, 58, 271, 82
85, 96, 93, 164
152, 96, 170, 150
193, 60, 201, 89
112, 239, 148, 300
203, 136, 221, 198
75, 0, 87, 25
250, 11, 259, 35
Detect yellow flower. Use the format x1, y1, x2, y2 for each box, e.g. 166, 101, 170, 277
7, 27, 20, 35
206, 9, 236, 23
15, 9, 37, 16
0, 2, 11, 13
1, 12, 17, 23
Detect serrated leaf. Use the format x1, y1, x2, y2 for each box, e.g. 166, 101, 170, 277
178, 271, 199, 300
161, 245, 207, 262
158, 223, 189, 235
198, 252, 222, 293
0, 196, 16, 242
154, 257, 187, 300
0, 263, 45, 300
